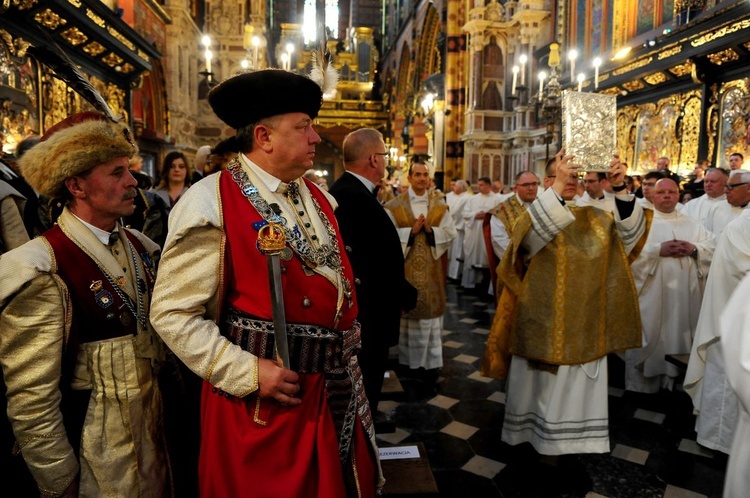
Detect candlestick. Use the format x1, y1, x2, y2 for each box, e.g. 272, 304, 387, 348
519, 54, 527, 86
577, 73, 585, 92
593, 57, 601, 89
538, 71, 546, 102
511, 66, 519, 95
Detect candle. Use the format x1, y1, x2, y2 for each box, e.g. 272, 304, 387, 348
593, 57, 601, 89
205, 49, 212, 74
511, 65, 519, 95
519, 54, 527, 86
577, 72, 585, 92
252, 36, 260, 68
538, 71, 546, 102
568, 49, 578, 80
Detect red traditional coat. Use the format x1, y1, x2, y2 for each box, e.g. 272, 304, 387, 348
197, 162, 378, 498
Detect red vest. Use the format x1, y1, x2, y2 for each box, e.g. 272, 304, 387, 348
44, 225, 153, 345
219, 172, 358, 331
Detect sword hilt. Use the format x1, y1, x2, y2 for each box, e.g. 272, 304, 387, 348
258, 221, 287, 254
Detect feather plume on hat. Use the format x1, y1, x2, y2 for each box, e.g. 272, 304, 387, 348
308, 26, 339, 100
27, 26, 122, 123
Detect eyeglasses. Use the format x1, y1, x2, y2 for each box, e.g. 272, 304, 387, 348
726, 182, 749, 191
373, 152, 389, 156
516, 182, 540, 188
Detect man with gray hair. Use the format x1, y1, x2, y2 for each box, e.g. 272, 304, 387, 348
446, 178, 470, 281
191, 145, 212, 184
709, 169, 750, 234
682, 167, 729, 233
489, 170, 539, 262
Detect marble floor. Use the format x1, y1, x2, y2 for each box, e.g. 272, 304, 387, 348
375, 283, 728, 498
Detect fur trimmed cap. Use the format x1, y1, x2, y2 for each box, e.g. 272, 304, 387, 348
208, 70, 323, 129
20, 112, 137, 199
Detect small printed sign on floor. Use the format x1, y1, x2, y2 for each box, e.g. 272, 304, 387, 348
379, 445, 420, 460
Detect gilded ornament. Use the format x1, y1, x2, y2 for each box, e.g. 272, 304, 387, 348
658, 46, 682, 60
669, 61, 694, 77
137, 49, 150, 63
107, 27, 135, 51
102, 52, 124, 67
119, 63, 134, 74
622, 80, 645, 92
85, 8, 105, 28
67, 0, 81, 7
644, 73, 669, 86
613, 57, 652, 76
601, 87, 622, 95
562, 92, 617, 171
13, 0, 38, 9
691, 20, 750, 47
60, 27, 88, 46
33, 9, 67, 30
707, 49, 739, 66
82, 41, 106, 57
679, 96, 702, 167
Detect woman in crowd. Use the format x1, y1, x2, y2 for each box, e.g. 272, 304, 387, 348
154, 151, 190, 211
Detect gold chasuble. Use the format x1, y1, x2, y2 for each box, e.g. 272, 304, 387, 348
385, 191, 448, 320
489, 195, 526, 235
482, 205, 642, 379
487, 195, 528, 292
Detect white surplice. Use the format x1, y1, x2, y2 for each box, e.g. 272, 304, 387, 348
626, 209, 715, 393
684, 210, 750, 453
446, 191, 470, 280
720, 272, 750, 498
681, 193, 727, 234
460, 192, 502, 288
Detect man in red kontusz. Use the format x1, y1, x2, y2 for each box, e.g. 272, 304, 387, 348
150, 69, 382, 497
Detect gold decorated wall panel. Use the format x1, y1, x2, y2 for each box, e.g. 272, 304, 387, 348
616, 89, 702, 173
717, 78, 750, 169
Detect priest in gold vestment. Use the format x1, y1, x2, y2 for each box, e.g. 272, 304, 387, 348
483, 151, 647, 455
385, 162, 457, 372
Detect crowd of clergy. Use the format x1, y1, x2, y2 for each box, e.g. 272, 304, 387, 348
442, 154, 749, 497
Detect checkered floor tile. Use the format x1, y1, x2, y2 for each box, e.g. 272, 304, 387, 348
375, 283, 728, 497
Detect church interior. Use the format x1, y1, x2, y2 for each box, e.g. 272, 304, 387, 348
1, 0, 748, 496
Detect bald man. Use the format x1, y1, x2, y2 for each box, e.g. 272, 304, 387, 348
626, 178, 715, 393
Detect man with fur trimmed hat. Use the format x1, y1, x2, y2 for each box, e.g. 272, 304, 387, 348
0, 112, 169, 497
150, 69, 382, 497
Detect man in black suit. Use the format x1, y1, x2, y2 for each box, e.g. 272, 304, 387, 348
330, 128, 417, 417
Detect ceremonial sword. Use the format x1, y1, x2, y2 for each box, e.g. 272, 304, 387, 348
258, 221, 291, 368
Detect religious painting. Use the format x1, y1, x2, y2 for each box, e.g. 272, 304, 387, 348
637, 0, 656, 35
591, 0, 604, 55
629, 89, 701, 173
718, 79, 750, 169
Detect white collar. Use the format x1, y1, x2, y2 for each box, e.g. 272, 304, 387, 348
240, 152, 294, 193
409, 187, 428, 202
70, 212, 117, 245
347, 171, 376, 193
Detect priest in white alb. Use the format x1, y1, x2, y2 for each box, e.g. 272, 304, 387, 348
626, 178, 715, 393
719, 272, 750, 498
460, 177, 501, 289
445, 179, 470, 281
684, 208, 750, 454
